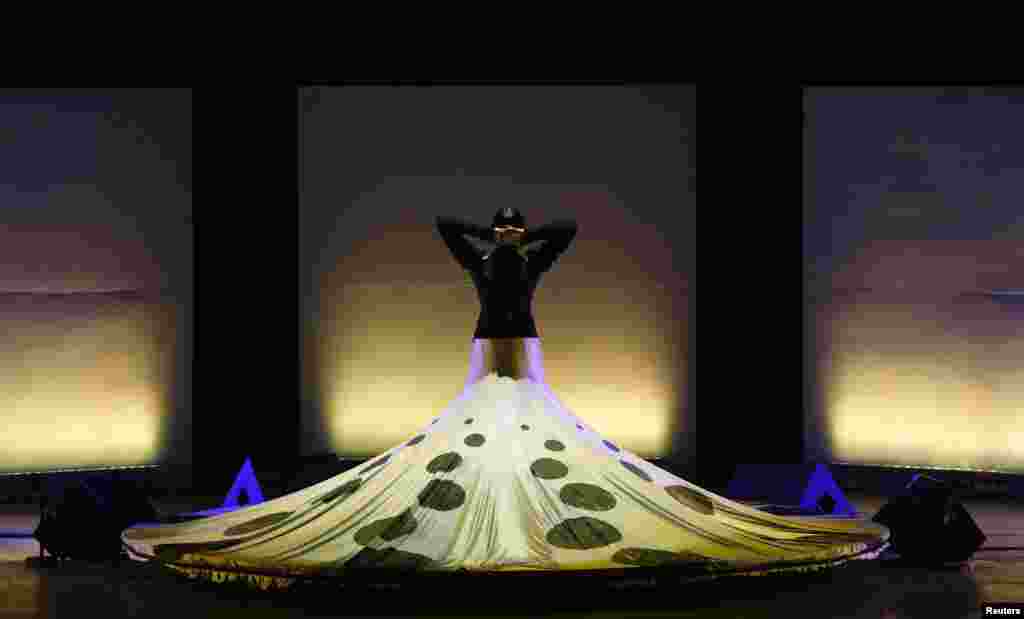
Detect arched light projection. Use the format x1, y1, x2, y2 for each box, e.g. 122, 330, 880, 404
307, 185, 689, 458
813, 240, 1024, 474
0, 223, 176, 474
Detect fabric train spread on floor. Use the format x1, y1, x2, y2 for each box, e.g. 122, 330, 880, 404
122, 211, 889, 589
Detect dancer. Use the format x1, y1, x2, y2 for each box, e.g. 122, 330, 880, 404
436, 207, 577, 386
122, 208, 888, 590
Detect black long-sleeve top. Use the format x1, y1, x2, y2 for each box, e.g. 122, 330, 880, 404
436, 216, 578, 339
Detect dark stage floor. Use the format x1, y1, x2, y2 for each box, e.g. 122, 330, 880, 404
1, 493, 1021, 618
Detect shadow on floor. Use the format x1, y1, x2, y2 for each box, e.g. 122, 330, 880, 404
1, 554, 985, 619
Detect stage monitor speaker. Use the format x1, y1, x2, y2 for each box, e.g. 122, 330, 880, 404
33, 474, 159, 562
871, 473, 986, 564
725, 463, 858, 516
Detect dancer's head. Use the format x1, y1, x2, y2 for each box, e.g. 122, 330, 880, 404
492, 207, 525, 244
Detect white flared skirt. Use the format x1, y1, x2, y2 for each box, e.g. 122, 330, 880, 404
122, 338, 889, 590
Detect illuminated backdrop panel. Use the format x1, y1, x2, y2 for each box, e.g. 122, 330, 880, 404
299, 85, 694, 460
805, 84, 1024, 474
307, 187, 689, 458
0, 222, 183, 473
815, 276, 1023, 474
0, 291, 175, 473
806, 81, 1024, 471
1, 90, 191, 473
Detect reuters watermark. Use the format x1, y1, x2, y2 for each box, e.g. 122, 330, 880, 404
984, 603, 1024, 615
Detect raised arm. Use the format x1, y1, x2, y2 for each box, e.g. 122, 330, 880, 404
522, 219, 578, 275
436, 216, 496, 271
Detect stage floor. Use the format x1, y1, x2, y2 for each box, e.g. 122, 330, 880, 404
1, 493, 1021, 618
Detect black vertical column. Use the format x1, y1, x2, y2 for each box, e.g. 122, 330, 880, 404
696, 85, 805, 493
192, 85, 300, 499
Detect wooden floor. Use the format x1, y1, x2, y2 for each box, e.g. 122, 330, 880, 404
1, 493, 1021, 618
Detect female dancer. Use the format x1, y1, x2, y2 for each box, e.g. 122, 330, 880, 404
435, 207, 577, 387
122, 208, 888, 589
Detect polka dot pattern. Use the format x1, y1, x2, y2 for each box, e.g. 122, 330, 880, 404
464, 433, 486, 447
544, 440, 565, 452
354, 510, 418, 545
223, 512, 293, 537
531, 458, 569, 480
426, 452, 463, 474
418, 479, 467, 511
612, 548, 710, 567
666, 485, 714, 515
621, 460, 653, 482
546, 517, 622, 549
521, 425, 530, 431
465, 418, 474, 425
559, 483, 616, 511
345, 547, 434, 570
317, 479, 362, 505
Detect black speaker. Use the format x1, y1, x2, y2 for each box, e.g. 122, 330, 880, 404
33, 475, 159, 562
871, 473, 986, 564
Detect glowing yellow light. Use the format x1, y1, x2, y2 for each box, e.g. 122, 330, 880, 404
821, 296, 1023, 474
0, 296, 172, 473
318, 283, 684, 458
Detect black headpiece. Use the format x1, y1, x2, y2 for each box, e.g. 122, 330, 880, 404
492, 207, 525, 229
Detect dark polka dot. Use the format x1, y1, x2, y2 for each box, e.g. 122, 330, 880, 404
666, 485, 714, 515
465, 433, 486, 447
465, 418, 474, 425
621, 460, 653, 482
354, 510, 417, 545
559, 483, 616, 511
612, 548, 710, 567
418, 479, 466, 511
407, 435, 426, 446
603, 440, 620, 453
431, 418, 439, 424
521, 425, 530, 431
345, 547, 435, 570
576, 424, 584, 430
154, 540, 245, 562
426, 452, 463, 474
362, 455, 390, 474
223, 512, 292, 536
318, 479, 363, 505
544, 439, 565, 452
546, 517, 622, 549
531, 458, 569, 480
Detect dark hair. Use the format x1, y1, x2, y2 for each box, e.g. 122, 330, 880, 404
492, 207, 525, 229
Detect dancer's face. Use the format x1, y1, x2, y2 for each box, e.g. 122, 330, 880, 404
494, 226, 525, 244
